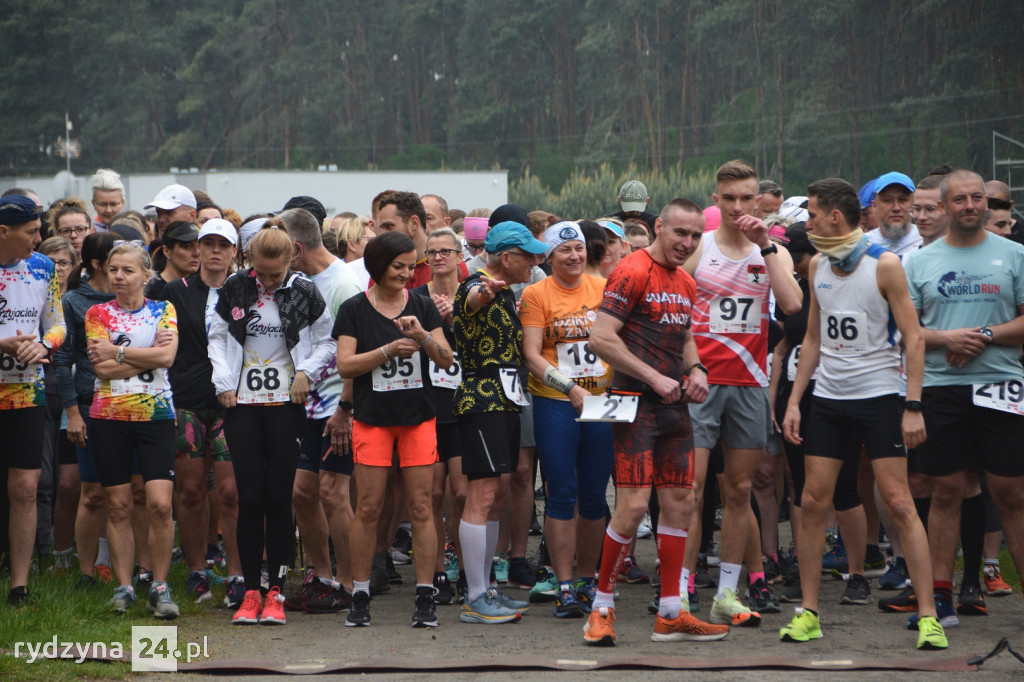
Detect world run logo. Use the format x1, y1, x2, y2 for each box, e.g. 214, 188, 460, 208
936, 271, 999, 299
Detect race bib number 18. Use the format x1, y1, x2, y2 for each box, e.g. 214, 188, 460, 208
556, 341, 603, 378
972, 381, 1024, 415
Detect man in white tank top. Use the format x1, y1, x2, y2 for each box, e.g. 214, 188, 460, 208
780, 178, 946, 650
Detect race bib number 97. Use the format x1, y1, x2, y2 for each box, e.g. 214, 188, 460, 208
972, 381, 1024, 415
709, 296, 762, 334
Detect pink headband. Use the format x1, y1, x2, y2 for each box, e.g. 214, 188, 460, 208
464, 216, 489, 240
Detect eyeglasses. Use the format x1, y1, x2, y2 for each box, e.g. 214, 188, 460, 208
425, 248, 460, 259
52, 259, 73, 269
505, 250, 533, 259
465, 242, 486, 254
94, 201, 123, 210
56, 225, 90, 237
113, 239, 145, 247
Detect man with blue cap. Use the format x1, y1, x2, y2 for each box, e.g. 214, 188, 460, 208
453, 221, 546, 625
0, 195, 66, 605
867, 172, 921, 257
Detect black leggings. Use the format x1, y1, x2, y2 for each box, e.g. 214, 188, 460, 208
777, 383, 860, 511
224, 403, 306, 592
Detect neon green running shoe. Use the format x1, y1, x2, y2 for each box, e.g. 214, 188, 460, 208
780, 609, 822, 642
916, 615, 948, 650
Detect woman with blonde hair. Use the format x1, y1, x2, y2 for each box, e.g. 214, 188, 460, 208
209, 226, 336, 625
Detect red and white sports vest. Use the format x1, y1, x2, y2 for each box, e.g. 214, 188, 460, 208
692, 231, 770, 387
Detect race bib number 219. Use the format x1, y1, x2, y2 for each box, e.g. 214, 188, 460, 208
972, 381, 1024, 415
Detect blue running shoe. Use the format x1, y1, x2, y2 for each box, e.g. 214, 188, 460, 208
575, 577, 597, 613
461, 590, 522, 624
554, 584, 584, 619
878, 557, 910, 590
907, 593, 959, 630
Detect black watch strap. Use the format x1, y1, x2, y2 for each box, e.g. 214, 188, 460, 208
760, 243, 778, 257
339, 400, 354, 411
904, 400, 924, 412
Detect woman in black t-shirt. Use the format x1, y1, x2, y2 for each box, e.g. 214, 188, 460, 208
334, 231, 453, 629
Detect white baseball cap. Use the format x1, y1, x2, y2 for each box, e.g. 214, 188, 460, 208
144, 184, 197, 211
198, 218, 238, 245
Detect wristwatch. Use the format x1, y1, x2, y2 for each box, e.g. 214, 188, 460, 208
760, 244, 779, 257
339, 400, 354, 411
40, 339, 53, 356
688, 362, 709, 376
904, 400, 924, 412
980, 327, 994, 343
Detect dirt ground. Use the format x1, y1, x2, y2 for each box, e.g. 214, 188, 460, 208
156, 505, 1024, 681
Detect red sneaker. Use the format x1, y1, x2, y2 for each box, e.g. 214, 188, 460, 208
232, 589, 262, 624
260, 586, 287, 625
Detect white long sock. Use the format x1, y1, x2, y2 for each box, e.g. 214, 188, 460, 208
717, 562, 742, 598
485, 520, 500, 586
460, 520, 488, 602
96, 538, 111, 567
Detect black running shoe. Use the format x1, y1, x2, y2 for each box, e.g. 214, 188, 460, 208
433, 571, 454, 605
507, 557, 537, 589
878, 585, 917, 612
746, 577, 781, 612
412, 588, 439, 628
956, 584, 987, 616
304, 583, 352, 614
840, 574, 871, 605
7, 586, 29, 606
346, 591, 371, 627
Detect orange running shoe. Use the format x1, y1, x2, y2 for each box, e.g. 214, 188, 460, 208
652, 610, 730, 642
232, 589, 262, 624
983, 565, 1013, 596
260, 586, 287, 625
583, 606, 616, 646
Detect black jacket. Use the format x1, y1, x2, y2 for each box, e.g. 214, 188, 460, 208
160, 272, 219, 410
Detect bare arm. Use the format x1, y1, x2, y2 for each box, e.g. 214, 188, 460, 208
590, 311, 681, 404
877, 253, 926, 448
782, 257, 822, 444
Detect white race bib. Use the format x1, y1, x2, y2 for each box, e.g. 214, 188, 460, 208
110, 369, 164, 397
0, 353, 33, 384
577, 394, 639, 423
238, 364, 292, 403
709, 295, 762, 334
556, 341, 603, 378
429, 353, 461, 390
972, 381, 1024, 415
499, 367, 530, 406
372, 351, 423, 392
820, 311, 868, 354
786, 345, 801, 382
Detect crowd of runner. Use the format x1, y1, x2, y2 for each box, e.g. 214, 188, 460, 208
1, 161, 1022, 651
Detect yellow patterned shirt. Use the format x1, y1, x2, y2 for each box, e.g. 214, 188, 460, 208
453, 271, 523, 415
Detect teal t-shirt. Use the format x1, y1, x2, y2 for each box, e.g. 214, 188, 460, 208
905, 233, 1024, 386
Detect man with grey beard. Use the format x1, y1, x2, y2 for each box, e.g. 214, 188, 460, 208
866, 172, 921, 256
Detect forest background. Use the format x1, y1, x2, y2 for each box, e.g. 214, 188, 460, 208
1, 0, 1021, 215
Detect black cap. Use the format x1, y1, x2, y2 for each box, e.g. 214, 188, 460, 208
163, 222, 200, 243
784, 222, 815, 257
488, 203, 529, 228
282, 195, 327, 225
110, 223, 146, 243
